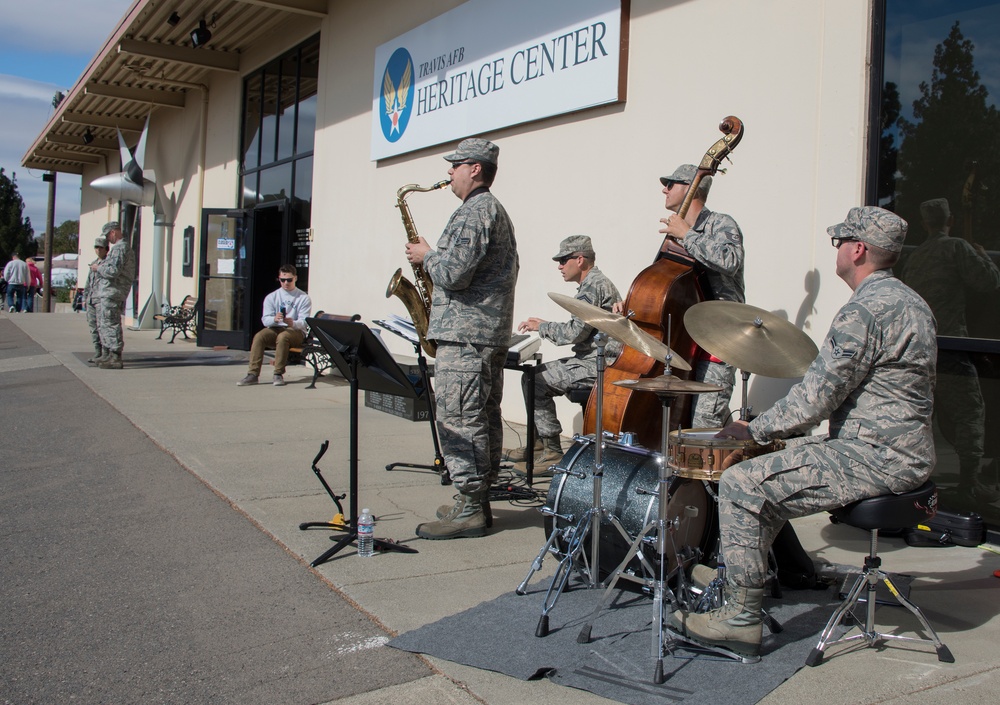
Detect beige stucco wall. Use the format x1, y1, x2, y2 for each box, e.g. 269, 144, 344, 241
77, 0, 875, 434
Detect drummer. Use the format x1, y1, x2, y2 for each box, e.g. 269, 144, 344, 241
503, 235, 622, 471
657, 164, 746, 427
670, 206, 937, 659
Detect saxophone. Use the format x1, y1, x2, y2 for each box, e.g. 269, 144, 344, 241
386, 179, 451, 358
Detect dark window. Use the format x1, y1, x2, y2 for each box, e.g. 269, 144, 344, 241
872, 0, 1000, 531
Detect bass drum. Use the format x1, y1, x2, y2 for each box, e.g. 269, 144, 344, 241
544, 435, 716, 585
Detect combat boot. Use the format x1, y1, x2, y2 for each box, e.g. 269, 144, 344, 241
537, 435, 564, 465
437, 494, 493, 528
502, 437, 543, 463
87, 346, 105, 364
670, 583, 764, 658
417, 491, 488, 539
99, 352, 124, 369
690, 563, 719, 590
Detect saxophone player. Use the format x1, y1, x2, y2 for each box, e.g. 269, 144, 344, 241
405, 138, 519, 540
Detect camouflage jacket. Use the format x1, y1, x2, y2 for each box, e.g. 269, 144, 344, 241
902, 230, 1000, 336
749, 269, 937, 491
683, 208, 745, 303
83, 257, 104, 304
424, 189, 518, 345
539, 266, 622, 359
95, 240, 137, 302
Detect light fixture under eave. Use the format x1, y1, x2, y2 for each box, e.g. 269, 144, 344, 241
167, 11, 181, 26
190, 19, 212, 48
83, 129, 94, 145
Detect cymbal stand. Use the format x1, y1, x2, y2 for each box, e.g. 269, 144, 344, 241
738, 369, 752, 421
516, 334, 617, 637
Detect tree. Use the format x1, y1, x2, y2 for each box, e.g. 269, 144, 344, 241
0, 168, 35, 265
50, 219, 79, 256
895, 21, 1000, 247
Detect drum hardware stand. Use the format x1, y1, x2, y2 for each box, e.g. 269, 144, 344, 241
517, 334, 628, 637
376, 321, 450, 485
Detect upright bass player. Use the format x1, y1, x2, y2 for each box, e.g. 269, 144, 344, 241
404, 138, 519, 540
658, 163, 746, 427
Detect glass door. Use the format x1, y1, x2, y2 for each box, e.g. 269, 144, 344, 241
197, 209, 252, 349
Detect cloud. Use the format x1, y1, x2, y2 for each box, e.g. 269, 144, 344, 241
0, 74, 84, 232
1, 0, 132, 55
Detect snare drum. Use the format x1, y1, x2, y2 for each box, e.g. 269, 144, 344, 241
669, 428, 785, 482
545, 435, 716, 583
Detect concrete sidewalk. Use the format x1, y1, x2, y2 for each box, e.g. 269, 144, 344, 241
4, 310, 1000, 705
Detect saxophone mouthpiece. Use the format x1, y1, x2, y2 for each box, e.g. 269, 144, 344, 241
435, 179, 452, 189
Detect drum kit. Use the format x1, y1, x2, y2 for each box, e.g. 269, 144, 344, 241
516, 295, 818, 680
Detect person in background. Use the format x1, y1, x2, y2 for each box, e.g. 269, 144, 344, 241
25, 258, 42, 312
237, 264, 312, 387
4, 252, 29, 313
91, 221, 137, 370
83, 236, 110, 364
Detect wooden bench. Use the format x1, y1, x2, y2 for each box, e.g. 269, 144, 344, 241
290, 311, 361, 389
153, 295, 198, 343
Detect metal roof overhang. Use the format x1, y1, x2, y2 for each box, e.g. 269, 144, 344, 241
21, 0, 327, 174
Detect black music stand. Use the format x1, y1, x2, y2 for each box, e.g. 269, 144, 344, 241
298, 318, 418, 565
374, 320, 450, 484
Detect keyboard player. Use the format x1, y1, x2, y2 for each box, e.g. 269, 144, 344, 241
502, 235, 622, 472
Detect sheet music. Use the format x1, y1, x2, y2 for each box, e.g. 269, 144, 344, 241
375, 314, 420, 344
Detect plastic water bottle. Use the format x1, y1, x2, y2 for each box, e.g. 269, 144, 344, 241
357, 508, 375, 558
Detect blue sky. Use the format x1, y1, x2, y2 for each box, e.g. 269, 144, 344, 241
0, 0, 133, 236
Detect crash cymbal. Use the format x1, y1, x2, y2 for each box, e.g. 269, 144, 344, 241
612, 375, 723, 395
548, 292, 691, 371
684, 301, 818, 378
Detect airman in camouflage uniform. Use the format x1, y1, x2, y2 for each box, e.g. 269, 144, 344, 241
503, 235, 622, 469
91, 221, 137, 369
671, 207, 937, 659
902, 198, 1000, 501
83, 236, 109, 363
659, 164, 745, 427
404, 138, 518, 539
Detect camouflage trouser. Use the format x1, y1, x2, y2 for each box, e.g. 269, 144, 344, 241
691, 359, 736, 428
935, 350, 985, 469
87, 300, 101, 352
717, 436, 897, 588
433, 341, 507, 494
97, 298, 125, 353
524, 356, 597, 438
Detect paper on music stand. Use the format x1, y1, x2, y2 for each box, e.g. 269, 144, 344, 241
379, 314, 420, 344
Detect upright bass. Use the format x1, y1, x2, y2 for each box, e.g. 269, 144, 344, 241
582, 117, 744, 448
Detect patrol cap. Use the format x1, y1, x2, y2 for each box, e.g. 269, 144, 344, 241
919, 198, 950, 223
659, 164, 712, 195
443, 138, 499, 166
94, 236, 107, 248
101, 221, 121, 236
827, 206, 908, 253
553, 235, 595, 261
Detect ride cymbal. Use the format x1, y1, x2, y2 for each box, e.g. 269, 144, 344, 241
548, 292, 691, 371
683, 301, 818, 378
612, 375, 723, 395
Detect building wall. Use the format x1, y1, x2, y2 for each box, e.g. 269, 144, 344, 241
77, 0, 875, 433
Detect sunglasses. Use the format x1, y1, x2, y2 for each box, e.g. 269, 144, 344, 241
556, 254, 581, 265
664, 180, 689, 190
278, 277, 294, 283
831, 237, 865, 249
450, 161, 476, 168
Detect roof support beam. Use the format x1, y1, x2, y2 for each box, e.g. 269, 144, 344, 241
235, 0, 327, 18
85, 83, 187, 108
23, 161, 84, 175
62, 113, 146, 132
32, 149, 103, 165
46, 134, 120, 151
118, 38, 240, 73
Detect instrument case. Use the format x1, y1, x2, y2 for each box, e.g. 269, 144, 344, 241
903, 509, 985, 547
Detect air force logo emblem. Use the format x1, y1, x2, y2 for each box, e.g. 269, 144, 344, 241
380, 48, 414, 143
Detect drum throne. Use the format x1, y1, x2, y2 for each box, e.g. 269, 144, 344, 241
805, 480, 954, 666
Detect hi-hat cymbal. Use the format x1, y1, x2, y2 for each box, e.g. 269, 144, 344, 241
548, 292, 691, 371
684, 301, 818, 378
613, 375, 723, 395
